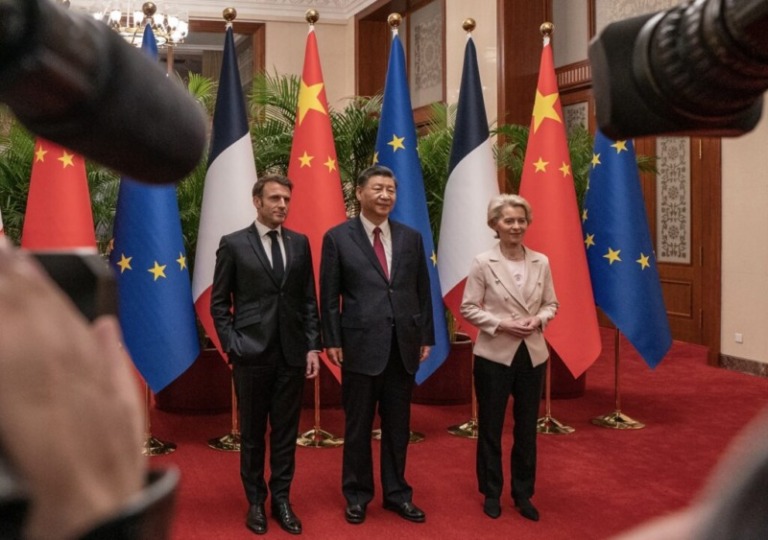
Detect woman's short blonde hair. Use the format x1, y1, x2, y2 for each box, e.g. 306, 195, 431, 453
487, 194, 533, 229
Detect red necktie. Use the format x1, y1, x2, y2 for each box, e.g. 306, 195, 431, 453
373, 227, 389, 279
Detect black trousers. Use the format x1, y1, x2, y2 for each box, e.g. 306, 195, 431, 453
341, 338, 415, 507
232, 359, 305, 505
474, 343, 546, 502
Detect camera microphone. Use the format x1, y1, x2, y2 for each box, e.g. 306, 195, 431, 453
0, 0, 207, 184
590, 0, 768, 139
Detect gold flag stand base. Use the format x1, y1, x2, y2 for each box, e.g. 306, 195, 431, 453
371, 429, 425, 444
591, 410, 645, 430
537, 415, 575, 434
447, 419, 478, 439
208, 431, 242, 452
297, 428, 344, 448
143, 436, 176, 456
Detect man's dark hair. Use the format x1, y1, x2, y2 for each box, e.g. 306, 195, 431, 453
252, 175, 293, 197
356, 165, 397, 188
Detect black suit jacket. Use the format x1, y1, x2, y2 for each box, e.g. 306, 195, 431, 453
211, 223, 321, 367
320, 217, 434, 376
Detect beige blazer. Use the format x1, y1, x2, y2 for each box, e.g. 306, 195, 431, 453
460, 244, 558, 367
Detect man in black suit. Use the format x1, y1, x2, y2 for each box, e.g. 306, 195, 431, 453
320, 165, 434, 525
211, 175, 320, 536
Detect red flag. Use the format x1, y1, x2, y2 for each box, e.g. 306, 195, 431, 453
21, 139, 96, 250
285, 26, 347, 382
518, 39, 600, 377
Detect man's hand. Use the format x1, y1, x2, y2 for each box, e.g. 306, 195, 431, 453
326, 347, 343, 367
0, 243, 145, 540
305, 351, 320, 379
419, 346, 432, 362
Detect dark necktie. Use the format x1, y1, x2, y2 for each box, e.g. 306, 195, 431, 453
373, 226, 389, 280
267, 230, 284, 281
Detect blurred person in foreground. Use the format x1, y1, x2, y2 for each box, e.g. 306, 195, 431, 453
460, 194, 558, 521
613, 405, 768, 540
0, 239, 177, 539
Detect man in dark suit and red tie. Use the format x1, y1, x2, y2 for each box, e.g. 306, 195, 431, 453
320, 165, 435, 525
211, 175, 320, 536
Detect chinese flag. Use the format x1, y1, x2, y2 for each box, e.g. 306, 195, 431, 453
21, 139, 96, 250
285, 26, 347, 382
518, 39, 600, 377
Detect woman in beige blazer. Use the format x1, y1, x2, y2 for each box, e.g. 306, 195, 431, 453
461, 194, 558, 522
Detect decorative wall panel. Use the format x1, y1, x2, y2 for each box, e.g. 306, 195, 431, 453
656, 136, 691, 263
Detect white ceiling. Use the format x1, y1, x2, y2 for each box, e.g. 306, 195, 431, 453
69, 0, 379, 23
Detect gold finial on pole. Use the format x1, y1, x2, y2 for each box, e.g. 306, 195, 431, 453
462, 18, 476, 33
388, 13, 402, 29
540, 21, 554, 37
306, 9, 319, 25
223, 7, 237, 23
143, 2, 157, 18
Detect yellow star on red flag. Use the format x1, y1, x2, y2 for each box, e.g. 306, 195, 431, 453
531, 90, 561, 132
297, 80, 326, 125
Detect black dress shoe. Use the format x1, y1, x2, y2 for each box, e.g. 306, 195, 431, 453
272, 501, 302, 534
383, 501, 426, 523
483, 497, 501, 519
344, 504, 366, 524
515, 498, 540, 521
246, 503, 267, 535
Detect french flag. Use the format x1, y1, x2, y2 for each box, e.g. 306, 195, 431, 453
192, 25, 258, 356
438, 34, 499, 341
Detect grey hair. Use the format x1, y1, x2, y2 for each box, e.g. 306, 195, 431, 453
486, 194, 533, 229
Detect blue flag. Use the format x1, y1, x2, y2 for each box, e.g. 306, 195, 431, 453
375, 30, 450, 384
110, 27, 200, 392
583, 131, 672, 367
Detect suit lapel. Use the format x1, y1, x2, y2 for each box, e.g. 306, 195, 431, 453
389, 221, 403, 281
349, 217, 389, 282
282, 229, 295, 283
521, 253, 544, 305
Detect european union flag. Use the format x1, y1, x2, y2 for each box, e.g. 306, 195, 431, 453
375, 30, 450, 384
583, 131, 672, 367
109, 27, 199, 392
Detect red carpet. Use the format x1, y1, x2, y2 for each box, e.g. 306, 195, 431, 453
149, 331, 768, 539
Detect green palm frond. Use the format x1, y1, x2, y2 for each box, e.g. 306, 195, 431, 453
417, 102, 456, 243
249, 71, 300, 176
0, 118, 34, 243
331, 94, 382, 212
491, 123, 528, 194
86, 163, 120, 252
187, 73, 218, 114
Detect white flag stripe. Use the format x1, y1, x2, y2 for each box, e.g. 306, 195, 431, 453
192, 133, 257, 300
438, 138, 498, 294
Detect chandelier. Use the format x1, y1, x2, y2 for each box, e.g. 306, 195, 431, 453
88, 1, 189, 47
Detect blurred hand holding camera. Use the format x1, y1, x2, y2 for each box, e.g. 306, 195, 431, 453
0, 242, 145, 540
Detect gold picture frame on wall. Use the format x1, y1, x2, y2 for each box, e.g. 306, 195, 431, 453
407, 0, 445, 118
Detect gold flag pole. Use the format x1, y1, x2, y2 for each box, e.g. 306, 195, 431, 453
143, 383, 176, 455
592, 328, 645, 429
208, 376, 242, 451
297, 369, 343, 448
537, 356, 574, 434
447, 354, 478, 439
